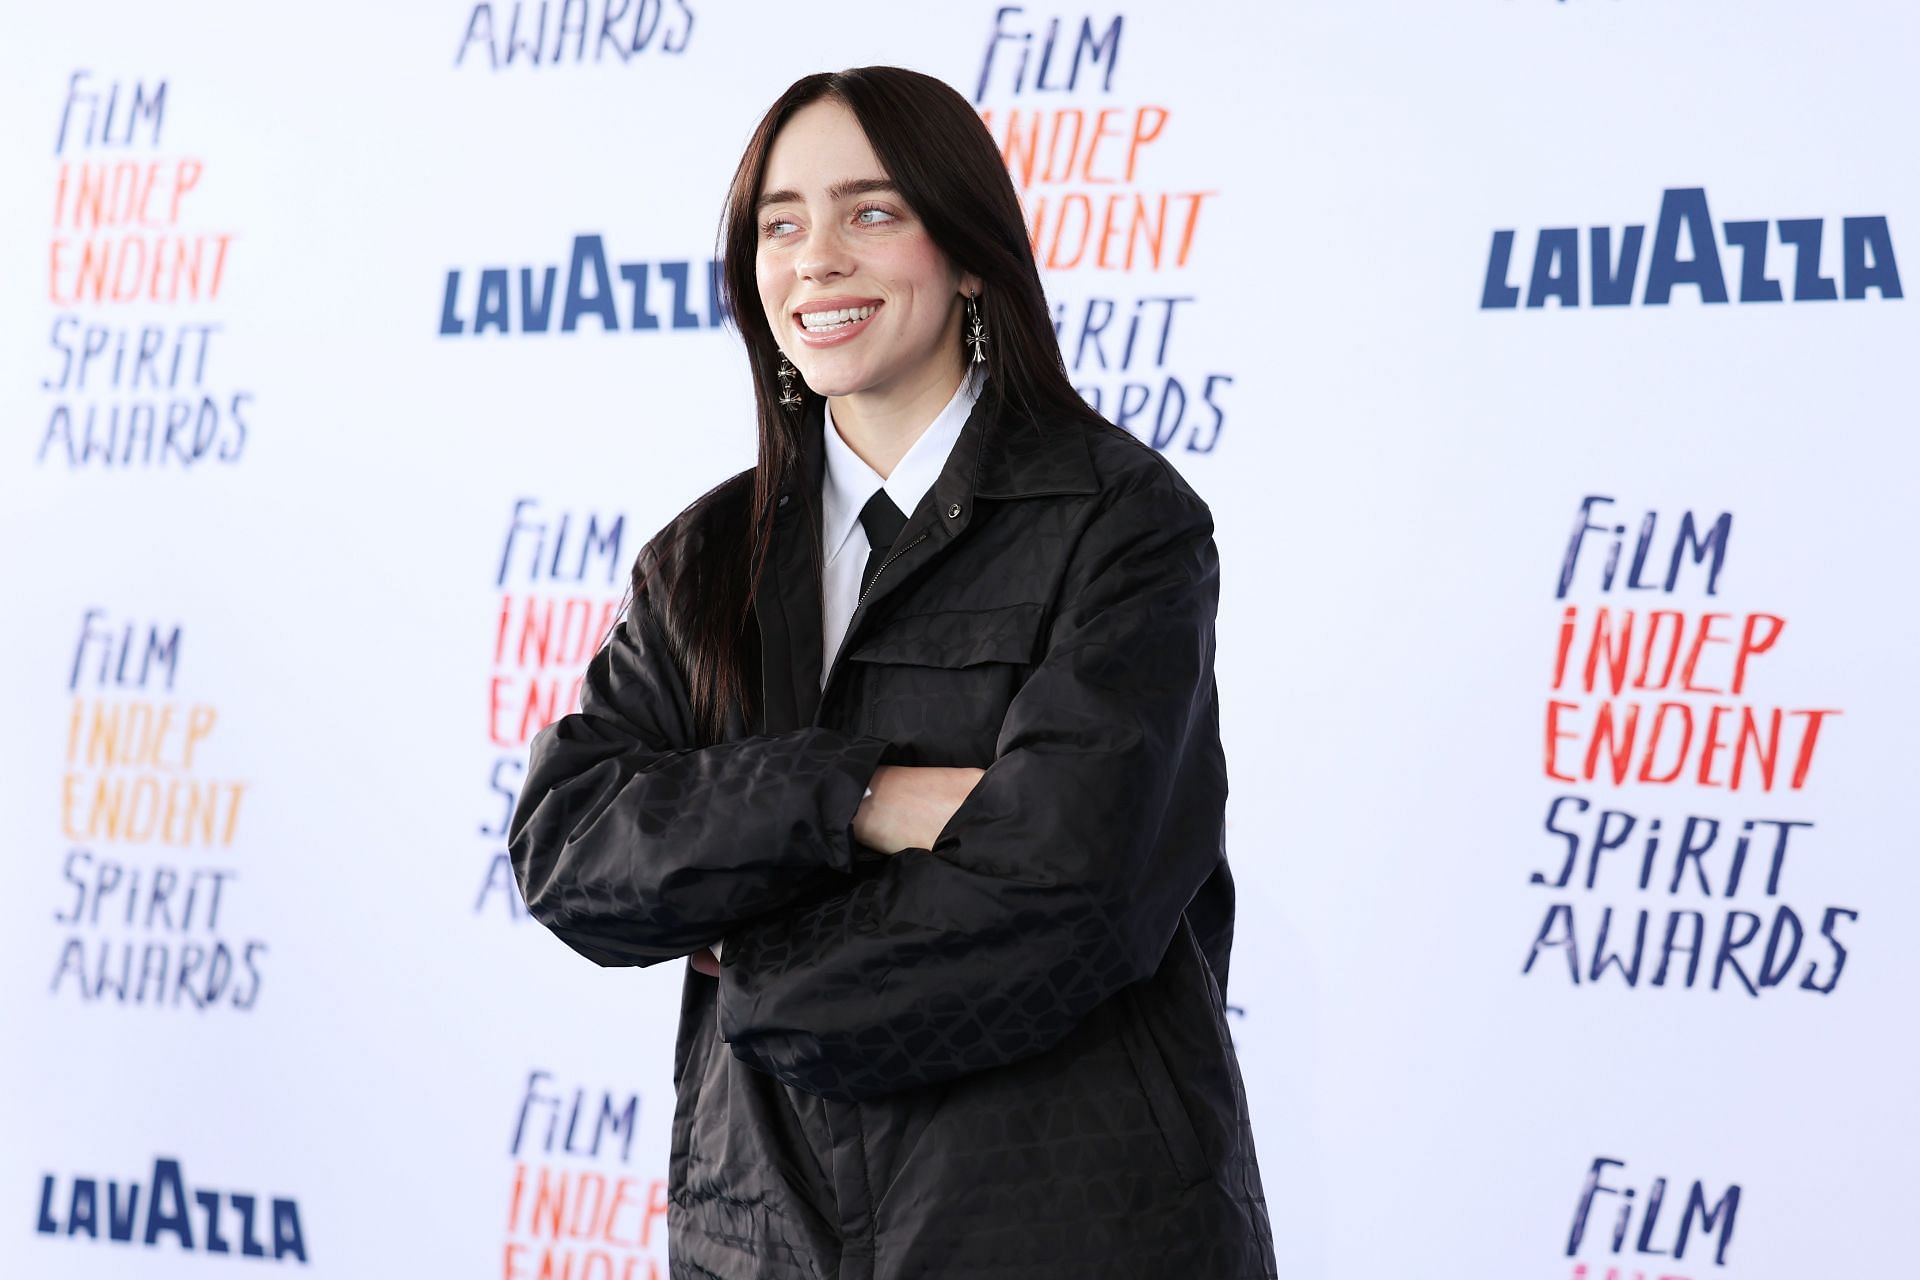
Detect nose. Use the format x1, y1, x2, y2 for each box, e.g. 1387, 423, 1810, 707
795, 222, 856, 286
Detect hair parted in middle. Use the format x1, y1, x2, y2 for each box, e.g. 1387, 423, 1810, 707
644, 64, 1110, 744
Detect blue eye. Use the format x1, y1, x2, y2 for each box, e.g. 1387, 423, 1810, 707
761, 204, 899, 239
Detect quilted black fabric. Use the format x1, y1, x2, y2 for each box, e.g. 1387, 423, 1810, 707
509, 389, 1277, 1278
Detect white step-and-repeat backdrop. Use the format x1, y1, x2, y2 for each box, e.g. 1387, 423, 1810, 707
4, 2, 1913, 1276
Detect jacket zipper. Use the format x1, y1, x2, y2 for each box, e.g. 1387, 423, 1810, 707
816, 530, 931, 722
857, 531, 929, 608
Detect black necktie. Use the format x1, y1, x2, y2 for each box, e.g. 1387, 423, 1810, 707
858, 488, 909, 597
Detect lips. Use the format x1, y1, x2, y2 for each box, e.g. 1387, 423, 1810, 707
793, 300, 883, 333
793, 299, 883, 347
793, 296, 883, 321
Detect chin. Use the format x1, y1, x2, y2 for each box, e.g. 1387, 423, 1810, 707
799, 373, 859, 398
792, 361, 870, 400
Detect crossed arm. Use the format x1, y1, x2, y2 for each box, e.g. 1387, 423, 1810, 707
510, 480, 1226, 1102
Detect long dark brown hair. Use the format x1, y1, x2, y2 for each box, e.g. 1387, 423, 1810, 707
649, 65, 1110, 744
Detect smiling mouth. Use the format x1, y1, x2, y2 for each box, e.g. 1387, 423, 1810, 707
795, 302, 881, 334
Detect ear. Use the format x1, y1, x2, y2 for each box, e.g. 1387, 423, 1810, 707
959, 272, 983, 299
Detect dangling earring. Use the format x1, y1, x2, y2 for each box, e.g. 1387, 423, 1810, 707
963, 292, 988, 365
775, 350, 804, 410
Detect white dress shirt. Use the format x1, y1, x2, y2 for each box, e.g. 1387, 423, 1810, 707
818, 367, 983, 682
710, 368, 984, 964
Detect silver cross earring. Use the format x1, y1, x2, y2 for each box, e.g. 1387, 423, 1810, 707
963, 292, 988, 365
776, 350, 804, 410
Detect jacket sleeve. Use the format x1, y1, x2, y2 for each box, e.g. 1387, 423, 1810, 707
507, 542, 890, 968
715, 479, 1227, 1101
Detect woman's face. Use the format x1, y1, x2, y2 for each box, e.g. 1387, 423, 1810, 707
755, 97, 980, 404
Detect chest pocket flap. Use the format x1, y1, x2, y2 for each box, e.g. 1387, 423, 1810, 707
845, 601, 1046, 669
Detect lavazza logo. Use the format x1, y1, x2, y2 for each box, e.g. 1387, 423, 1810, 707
1481, 186, 1902, 309
35, 1155, 308, 1263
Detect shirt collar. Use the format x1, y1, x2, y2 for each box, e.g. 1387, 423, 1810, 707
820, 368, 984, 568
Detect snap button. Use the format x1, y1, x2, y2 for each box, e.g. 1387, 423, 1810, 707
946, 503, 961, 518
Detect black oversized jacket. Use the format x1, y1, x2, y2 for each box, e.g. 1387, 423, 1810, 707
508, 388, 1276, 1279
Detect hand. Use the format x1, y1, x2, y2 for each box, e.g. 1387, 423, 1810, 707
852, 764, 987, 855
684, 765, 986, 973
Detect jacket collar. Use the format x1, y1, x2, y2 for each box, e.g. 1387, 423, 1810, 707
788, 373, 1100, 512
820, 369, 982, 575
754, 380, 1098, 731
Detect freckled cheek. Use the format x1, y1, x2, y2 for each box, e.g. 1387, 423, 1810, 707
871, 244, 947, 327
754, 254, 785, 314
889, 238, 947, 282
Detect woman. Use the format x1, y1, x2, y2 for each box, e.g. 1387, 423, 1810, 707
509, 65, 1276, 1279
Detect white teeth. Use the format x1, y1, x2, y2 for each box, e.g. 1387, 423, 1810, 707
800, 304, 877, 331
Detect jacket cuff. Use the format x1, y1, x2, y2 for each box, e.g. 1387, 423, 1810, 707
826, 733, 890, 871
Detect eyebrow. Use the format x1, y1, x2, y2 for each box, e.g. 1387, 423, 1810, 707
756, 177, 898, 213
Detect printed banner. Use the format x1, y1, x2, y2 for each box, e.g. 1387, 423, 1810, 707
2, 3, 1912, 1277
